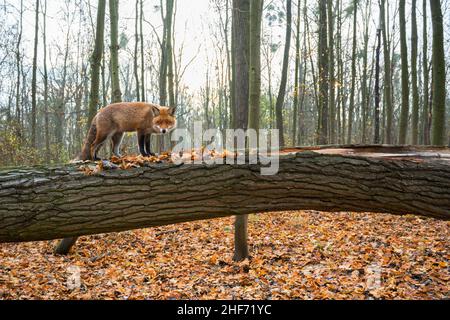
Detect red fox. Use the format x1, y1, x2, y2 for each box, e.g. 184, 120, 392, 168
80, 102, 177, 161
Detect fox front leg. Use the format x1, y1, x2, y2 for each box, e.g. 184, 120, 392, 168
138, 133, 147, 157
145, 134, 155, 157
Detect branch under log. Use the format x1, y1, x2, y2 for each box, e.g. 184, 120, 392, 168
0, 146, 449, 244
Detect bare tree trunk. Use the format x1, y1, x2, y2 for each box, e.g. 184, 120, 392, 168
360, 1, 370, 144
57, 0, 106, 254
248, 0, 263, 132
43, 0, 50, 162
15, 0, 24, 140
109, 0, 122, 103
411, 0, 419, 145
398, 0, 409, 145
327, 0, 336, 144
232, 0, 250, 261
374, 28, 382, 144
275, 0, 292, 147
430, 0, 446, 146
317, 0, 328, 145
87, 0, 106, 127
166, 0, 175, 108
140, 0, 145, 101
336, 0, 343, 144
134, 0, 140, 101
31, 0, 40, 149
347, 1, 357, 144
232, 0, 250, 130
422, 0, 430, 145
380, 0, 393, 144
292, 0, 301, 146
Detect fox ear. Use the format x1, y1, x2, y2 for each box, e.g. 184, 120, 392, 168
168, 106, 177, 116
152, 105, 161, 117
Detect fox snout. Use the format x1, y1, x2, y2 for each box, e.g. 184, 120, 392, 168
154, 125, 175, 134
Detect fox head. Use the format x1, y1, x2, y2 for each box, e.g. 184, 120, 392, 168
152, 106, 177, 134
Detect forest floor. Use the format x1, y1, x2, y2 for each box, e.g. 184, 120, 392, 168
0, 211, 448, 300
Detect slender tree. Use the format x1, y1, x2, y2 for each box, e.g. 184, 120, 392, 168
336, 0, 344, 143
43, 0, 50, 161
317, 0, 328, 145
31, 0, 39, 148
360, 0, 371, 143
398, 0, 409, 144
109, 0, 122, 103
166, 0, 175, 108
232, 0, 250, 262
134, 0, 140, 101
248, 0, 263, 132
292, 0, 301, 145
87, 0, 106, 128
411, 0, 419, 145
380, 0, 393, 144
422, 0, 430, 145
374, 28, 382, 144
430, 0, 446, 145
347, 0, 357, 144
327, 0, 336, 144
140, 0, 145, 101
275, 0, 292, 147
15, 0, 24, 138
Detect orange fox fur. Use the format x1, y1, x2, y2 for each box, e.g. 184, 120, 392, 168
80, 102, 176, 160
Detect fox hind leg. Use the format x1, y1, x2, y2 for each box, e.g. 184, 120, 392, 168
91, 132, 110, 161
111, 132, 124, 157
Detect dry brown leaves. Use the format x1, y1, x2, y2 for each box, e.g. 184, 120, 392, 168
77, 149, 238, 175
0, 211, 448, 300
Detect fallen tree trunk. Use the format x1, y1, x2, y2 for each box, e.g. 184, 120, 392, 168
1, 146, 449, 244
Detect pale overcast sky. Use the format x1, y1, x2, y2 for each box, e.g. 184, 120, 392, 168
16, 0, 214, 91
10, 0, 450, 96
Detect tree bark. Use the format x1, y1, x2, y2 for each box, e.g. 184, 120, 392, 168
232, 0, 250, 130
109, 0, 122, 103
360, 0, 371, 144
347, 1, 357, 144
134, 0, 140, 101
292, 0, 301, 146
140, 0, 145, 101
165, 0, 175, 108
43, 0, 50, 163
422, 0, 430, 145
31, 0, 39, 149
374, 29, 382, 144
380, 0, 393, 144
399, 0, 409, 145
248, 0, 263, 132
1, 146, 449, 244
15, 0, 23, 140
317, 0, 328, 145
275, 0, 292, 147
327, 0, 335, 144
430, 0, 446, 146
87, 0, 106, 128
411, 0, 419, 145
232, 0, 250, 261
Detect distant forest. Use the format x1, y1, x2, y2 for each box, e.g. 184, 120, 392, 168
0, 0, 448, 166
